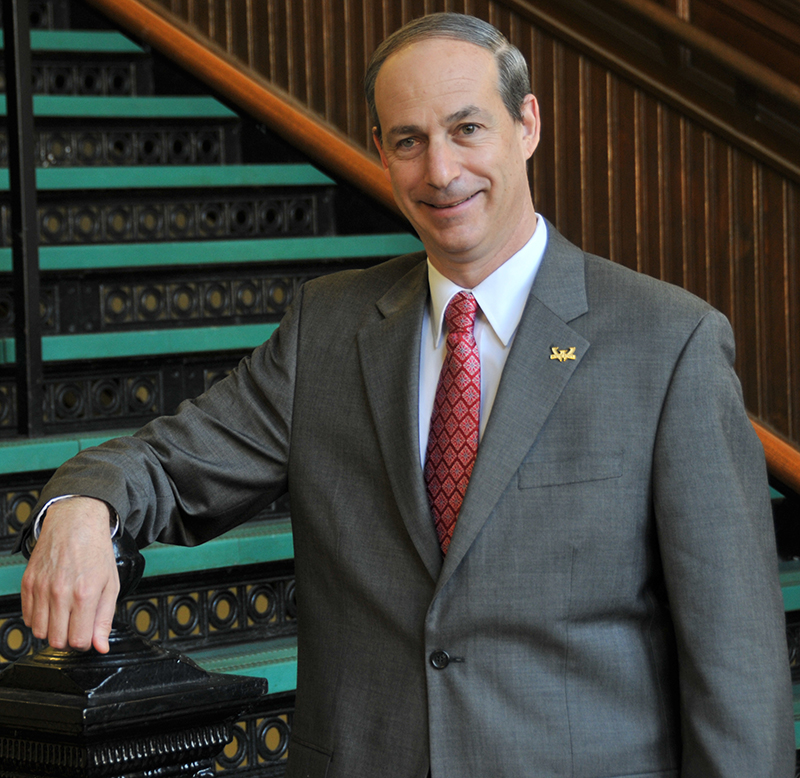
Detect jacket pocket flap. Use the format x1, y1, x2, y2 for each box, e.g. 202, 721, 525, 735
518, 451, 623, 488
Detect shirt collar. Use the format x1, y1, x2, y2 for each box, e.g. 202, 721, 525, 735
427, 216, 548, 347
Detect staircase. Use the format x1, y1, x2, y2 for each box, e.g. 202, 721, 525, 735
0, 0, 798, 774
0, 1, 420, 774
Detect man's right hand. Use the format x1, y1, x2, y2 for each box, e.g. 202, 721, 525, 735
20, 496, 120, 654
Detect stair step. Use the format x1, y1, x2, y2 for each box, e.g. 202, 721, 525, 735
141, 518, 293, 578
0, 322, 278, 364
188, 636, 298, 694
0, 30, 144, 53
0, 233, 423, 271
0, 95, 236, 118
780, 560, 800, 611
0, 427, 136, 474
0, 164, 334, 190
0, 517, 294, 594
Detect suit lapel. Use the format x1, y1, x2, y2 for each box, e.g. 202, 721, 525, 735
357, 257, 443, 581
437, 225, 591, 590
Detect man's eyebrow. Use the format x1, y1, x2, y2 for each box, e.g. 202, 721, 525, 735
386, 106, 488, 139
386, 124, 422, 138
445, 105, 484, 123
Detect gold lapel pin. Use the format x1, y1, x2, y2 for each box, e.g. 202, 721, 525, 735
550, 346, 576, 362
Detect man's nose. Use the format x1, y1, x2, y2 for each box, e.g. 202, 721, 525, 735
425, 138, 460, 190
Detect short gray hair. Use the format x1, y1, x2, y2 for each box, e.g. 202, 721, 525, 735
365, 12, 530, 141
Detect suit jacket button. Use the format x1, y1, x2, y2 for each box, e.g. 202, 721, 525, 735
430, 649, 450, 669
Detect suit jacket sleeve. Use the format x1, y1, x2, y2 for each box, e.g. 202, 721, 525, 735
651, 308, 794, 776
24, 285, 304, 548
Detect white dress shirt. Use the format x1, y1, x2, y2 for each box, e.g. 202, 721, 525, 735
418, 217, 548, 465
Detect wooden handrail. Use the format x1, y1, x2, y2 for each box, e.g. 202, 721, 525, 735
505, 0, 800, 112
591, 0, 800, 111
83, 0, 399, 217
752, 420, 800, 497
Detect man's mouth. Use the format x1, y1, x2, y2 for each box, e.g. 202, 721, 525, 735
425, 193, 478, 209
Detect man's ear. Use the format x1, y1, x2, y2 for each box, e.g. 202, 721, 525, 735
519, 94, 541, 160
373, 127, 390, 173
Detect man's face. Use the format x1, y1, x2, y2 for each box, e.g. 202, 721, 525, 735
373, 37, 540, 286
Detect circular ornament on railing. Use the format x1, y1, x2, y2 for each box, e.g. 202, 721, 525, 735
204, 282, 229, 316
0, 617, 32, 662
108, 66, 132, 96
235, 281, 261, 315
168, 204, 194, 237
216, 722, 248, 769
78, 66, 103, 96
138, 206, 164, 239
260, 200, 284, 234
168, 595, 201, 637
7, 492, 38, 534
171, 284, 198, 319
200, 203, 225, 236
128, 377, 158, 413
54, 382, 86, 419
246, 584, 276, 624
138, 286, 164, 320
139, 132, 163, 164
76, 133, 102, 164
256, 716, 291, 760
128, 599, 160, 640
230, 203, 255, 235
92, 379, 122, 416
209, 590, 239, 631
196, 131, 221, 164
167, 132, 192, 164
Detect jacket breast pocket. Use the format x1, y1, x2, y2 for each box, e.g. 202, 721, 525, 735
517, 451, 624, 489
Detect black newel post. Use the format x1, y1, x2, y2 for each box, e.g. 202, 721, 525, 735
0, 531, 269, 777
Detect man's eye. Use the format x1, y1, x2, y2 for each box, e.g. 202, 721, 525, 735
461, 124, 478, 135
397, 138, 416, 149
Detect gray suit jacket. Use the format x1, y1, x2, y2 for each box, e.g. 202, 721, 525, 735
35, 223, 794, 777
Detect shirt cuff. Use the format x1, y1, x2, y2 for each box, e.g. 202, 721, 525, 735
32, 494, 120, 540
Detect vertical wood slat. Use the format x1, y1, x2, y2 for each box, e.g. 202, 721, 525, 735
145, 0, 800, 450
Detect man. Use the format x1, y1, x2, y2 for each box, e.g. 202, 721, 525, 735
18, 13, 793, 778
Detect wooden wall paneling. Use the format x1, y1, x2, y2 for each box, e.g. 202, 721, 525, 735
684, 122, 711, 302
578, 56, 597, 257
589, 62, 613, 263
271, 0, 291, 94
529, 25, 554, 222
611, 75, 640, 273
634, 92, 660, 280
759, 168, 792, 436
703, 135, 734, 322
304, 0, 328, 130
188, 0, 210, 40
689, 0, 800, 85
788, 181, 799, 443
556, 42, 586, 248
729, 150, 760, 413
227, 0, 249, 65
324, 0, 349, 136
346, 0, 368, 141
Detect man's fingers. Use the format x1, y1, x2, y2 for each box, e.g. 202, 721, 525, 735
92, 577, 120, 654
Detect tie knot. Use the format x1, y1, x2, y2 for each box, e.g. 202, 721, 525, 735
444, 291, 478, 335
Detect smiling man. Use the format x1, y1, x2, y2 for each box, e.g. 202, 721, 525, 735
18, 12, 793, 778
372, 35, 540, 286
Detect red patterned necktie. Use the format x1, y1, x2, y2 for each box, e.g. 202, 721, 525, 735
424, 291, 481, 555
